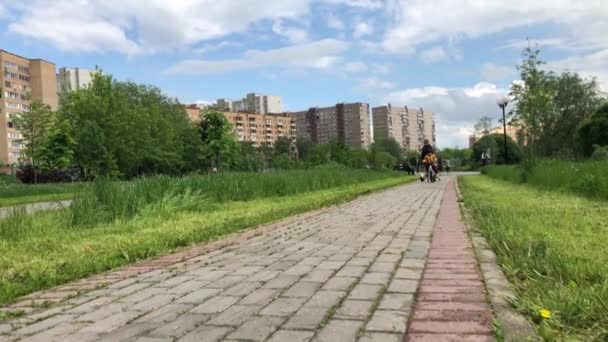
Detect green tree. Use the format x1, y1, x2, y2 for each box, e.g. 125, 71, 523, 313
577, 103, 608, 157
371, 152, 396, 170
345, 148, 369, 169
38, 119, 76, 171
474, 116, 493, 136
471, 134, 522, 165
274, 136, 291, 156
10, 99, 55, 183
374, 138, 402, 160
199, 109, 236, 171
296, 138, 314, 161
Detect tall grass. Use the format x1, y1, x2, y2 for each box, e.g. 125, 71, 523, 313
461, 176, 608, 341
0, 165, 410, 305
482, 159, 608, 200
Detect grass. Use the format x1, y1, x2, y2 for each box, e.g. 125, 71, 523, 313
0, 165, 413, 306
482, 159, 608, 200
460, 176, 608, 341
0, 181, 79, 207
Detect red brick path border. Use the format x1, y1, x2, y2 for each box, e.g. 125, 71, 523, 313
405, 180, 494, 342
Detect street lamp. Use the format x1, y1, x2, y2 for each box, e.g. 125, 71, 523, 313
496, 96, 510, 164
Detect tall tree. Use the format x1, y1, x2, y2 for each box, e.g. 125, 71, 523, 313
10, 99, 55, 183
474, 116, 493, 136
199, 109, 236, 171
38, 119, 76, 171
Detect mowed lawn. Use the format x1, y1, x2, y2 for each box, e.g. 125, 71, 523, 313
0, 167, 412, 309
460, 176, 608, 341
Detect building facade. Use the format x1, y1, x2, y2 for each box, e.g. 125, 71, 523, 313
223, 112, 296, 147
372, 104, 436, 152
293, 102, 371, 148
1, 50, 58, 167
57, 67, 94, 94
216, 92, 283, 114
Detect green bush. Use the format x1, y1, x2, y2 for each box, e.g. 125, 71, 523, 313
591, 145, 608, 161
577, 103, 608, 157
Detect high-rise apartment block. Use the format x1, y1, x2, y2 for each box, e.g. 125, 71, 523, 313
1, 50, 58, 168
372, 104, 436, 152
293, 102, 371, 148
216, 93, 282, 114
57, 67, 94, 93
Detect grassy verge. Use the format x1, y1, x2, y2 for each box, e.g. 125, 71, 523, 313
0, 167, 412, 306
0, 183, 79, 207
460, 176, 608, 341
482, 159, 608, 200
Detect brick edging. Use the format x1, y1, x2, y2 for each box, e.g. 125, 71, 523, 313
454, 177, 539, 342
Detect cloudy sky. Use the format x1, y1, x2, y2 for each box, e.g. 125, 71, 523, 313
1, 1, 607, 147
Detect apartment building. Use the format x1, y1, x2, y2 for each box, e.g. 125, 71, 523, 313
1, 50, 58, 168
372, 104, 436, 152
57, 67, 94, 94
216, 92, 283, 114
293, 102, 371, 148
223, 112, 296, 147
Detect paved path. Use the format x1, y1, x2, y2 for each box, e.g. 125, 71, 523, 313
0, 177, 494, 342
0, 200, 72, 219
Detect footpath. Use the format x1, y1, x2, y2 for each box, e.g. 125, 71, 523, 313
0, 177, 505, 342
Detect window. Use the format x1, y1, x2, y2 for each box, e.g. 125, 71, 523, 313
4, 70, 17, 79
10, 141, 22, 148
19, 75, 30, 82
5, 91, 19, 99
18, 65, 29, 74
4, 81, 12, 88
9, 132, 21, 139
20, 94, 28, 101
9, 152, 21, 159
3, 61, 18, 69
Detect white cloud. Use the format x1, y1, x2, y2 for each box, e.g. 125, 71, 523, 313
327, 13, 345, 30
547, 49, 608, 90
500, 38, 570, 51
272, 20, 309, 44
481, 63, 514, 81
353, 20, 374, 39
3, 0, 376, 54
166, 39, 349, 75
382, 1, 608, 53
193, 41, 243, 55
372, 64, 391, 74
345, 61, 368, 73
385, 82, 509, 147
360, 77, 396, 90
420, 46, 449, 63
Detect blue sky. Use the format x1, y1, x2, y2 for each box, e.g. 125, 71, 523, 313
1, 1, 607, 147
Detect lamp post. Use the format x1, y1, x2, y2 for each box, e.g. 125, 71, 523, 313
496, 96, 510, 164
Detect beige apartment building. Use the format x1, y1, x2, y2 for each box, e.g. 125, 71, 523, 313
217, 92, 283, 114
185, 105, 296, 147
1, 50, 58, 169
293, 102, 371, 148
372, 104, 436, 152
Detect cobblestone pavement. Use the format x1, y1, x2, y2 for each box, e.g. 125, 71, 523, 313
0, 177, 492, 342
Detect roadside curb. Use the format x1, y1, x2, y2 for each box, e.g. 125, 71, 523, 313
454, 177, 539, 342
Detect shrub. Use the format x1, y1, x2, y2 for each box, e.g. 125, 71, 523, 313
471, 134, 522, 165
591, 145, 608, 161
577, 103, 608, 157
16, 165, 81, 184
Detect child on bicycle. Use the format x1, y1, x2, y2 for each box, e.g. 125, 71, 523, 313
422, 152, 438, 181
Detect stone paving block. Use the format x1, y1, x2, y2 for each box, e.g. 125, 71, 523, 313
78, 310, 143, 334
408, 321, 492, 334
284, 264, 314, 276
232, 266, 264, 276
406, 333, 494, 342
366, 310, 409, 333
175, 288, 221, 304
369, 262, 396, 273
376, 254, 402, 263
334, 266, 366, 278
301, 269, 335, 283
348, 284, 383, 300
206, 276, 247, 289
133, 337, 173, 342
334, 300, 374, 320
226, 316, 284, 341
378, 293, 414, 311
316, 260, 346, 270
190, 296, 239, 314
248, 270, 280, 282
110, 283, 151, 298
346, 257, 374, 267
394, 268, 423, 280
305, 290, 346, 308
283, 306, 328, 330
360, 272, 391, 285
119, 286, 166, 304
400, 259, 425, 269
240, 289, 281, 306
206, 305, 261, 326
20, 322, 87, 342
358, 332, 403, 342
283, 282, 322, 298
267, 330, 315, 342
178, 325, 231, 342
76, 302, 128, 322
134, 304, 194, 324
223, 281, 263, 297
314, 319, 363, 342
388, 279, 419, 293
322, 276, 357, 291
165, 280, 208, 295
130, 294, 175, 312
262, 275, 300, 289
148, 313, 210, 338
259, 297, 308, 316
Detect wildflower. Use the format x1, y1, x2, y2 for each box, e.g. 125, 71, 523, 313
539, 309, 551, 319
